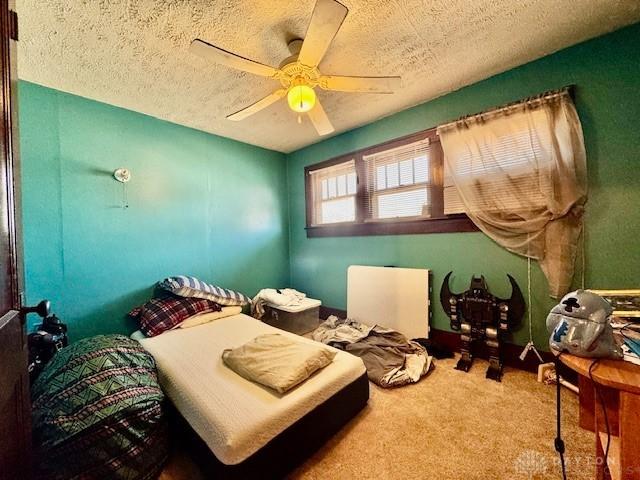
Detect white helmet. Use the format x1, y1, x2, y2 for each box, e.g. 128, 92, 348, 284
546, 290, 623, 359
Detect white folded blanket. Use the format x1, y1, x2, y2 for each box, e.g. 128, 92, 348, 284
251, 288, 307, 319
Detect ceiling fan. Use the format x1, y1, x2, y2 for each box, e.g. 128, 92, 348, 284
189, 0, 401, 136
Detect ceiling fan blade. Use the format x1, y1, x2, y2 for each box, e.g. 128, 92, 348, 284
308, 99, 335, 136
227, 89, 287, 121
298, 0, 348, 68
319, 75, 401, 94
190, 39, 280, 78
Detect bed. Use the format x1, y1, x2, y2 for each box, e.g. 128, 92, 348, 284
135, 313, 369, 478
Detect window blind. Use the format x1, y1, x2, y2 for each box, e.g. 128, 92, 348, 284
363, 138, 432, 220
309, 159, 357, 225
443, 162, 465, 215
443, 121, 553, 215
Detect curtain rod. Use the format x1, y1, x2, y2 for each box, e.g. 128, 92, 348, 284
437, 85, 576, 132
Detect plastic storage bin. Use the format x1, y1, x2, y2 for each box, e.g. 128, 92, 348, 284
263, 297, 322, 335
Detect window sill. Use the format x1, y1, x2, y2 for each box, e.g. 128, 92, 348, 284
305, 214, 479, 238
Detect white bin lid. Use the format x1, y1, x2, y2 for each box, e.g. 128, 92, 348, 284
267, 297, 321, 313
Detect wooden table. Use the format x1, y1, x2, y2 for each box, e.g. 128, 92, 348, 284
560, 354, 640, 480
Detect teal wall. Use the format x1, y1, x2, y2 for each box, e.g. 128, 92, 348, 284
19, 24, 640, 346
286, 23, 640, 349
19, 82, 289, 340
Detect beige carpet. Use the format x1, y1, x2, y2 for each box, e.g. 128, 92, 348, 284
161, 357, 594, 480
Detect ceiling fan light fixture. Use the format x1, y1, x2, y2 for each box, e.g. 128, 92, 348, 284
287, 84, 316, 113
191, 0, 400, 137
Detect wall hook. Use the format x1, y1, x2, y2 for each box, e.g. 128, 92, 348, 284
113, 168, 131, 208
113, 168, 131, 183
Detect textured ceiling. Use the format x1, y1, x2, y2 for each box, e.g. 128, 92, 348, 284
16, 0, 640, 153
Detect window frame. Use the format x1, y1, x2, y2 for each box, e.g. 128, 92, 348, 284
309, 159, 358, 226
304, 127, 479, 238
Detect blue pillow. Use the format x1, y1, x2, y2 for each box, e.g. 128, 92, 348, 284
159, 275, 250, 306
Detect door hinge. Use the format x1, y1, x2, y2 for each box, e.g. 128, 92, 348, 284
9, 10, 18, 41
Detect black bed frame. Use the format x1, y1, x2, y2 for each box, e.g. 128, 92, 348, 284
168, 372, 370, 479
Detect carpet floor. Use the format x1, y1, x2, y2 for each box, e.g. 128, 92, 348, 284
160, 356, 594, 480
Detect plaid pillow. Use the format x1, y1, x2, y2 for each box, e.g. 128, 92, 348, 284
158, 276, 250, 307
129, 295, 222, 337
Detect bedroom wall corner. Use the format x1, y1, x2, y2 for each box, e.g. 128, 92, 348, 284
19, 81, 291, 340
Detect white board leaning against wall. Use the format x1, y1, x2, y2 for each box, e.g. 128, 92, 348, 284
347, 265, 430, 340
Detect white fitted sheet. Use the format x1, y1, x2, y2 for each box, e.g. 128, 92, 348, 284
136, 314, 366, 465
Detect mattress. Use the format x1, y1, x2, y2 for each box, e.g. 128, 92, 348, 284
136, 314, 367, 465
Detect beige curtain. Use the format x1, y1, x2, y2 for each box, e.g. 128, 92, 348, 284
437, 89, 587, 298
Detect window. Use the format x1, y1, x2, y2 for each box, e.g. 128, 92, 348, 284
309, 160, 357, 225
364, 139, 432, 220
304, 128, 477, 237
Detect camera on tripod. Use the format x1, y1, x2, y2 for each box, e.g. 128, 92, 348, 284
24, 300, 68, 383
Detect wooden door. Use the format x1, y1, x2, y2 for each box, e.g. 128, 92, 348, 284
0, 1, 30, 479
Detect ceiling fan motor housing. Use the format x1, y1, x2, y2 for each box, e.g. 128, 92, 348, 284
279, 61, 321, 90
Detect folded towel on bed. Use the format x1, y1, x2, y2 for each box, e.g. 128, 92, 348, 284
222, 334, 336, 394
177, 306, 243, 329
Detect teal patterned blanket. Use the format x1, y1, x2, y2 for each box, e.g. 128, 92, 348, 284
31, 335, 168, 480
